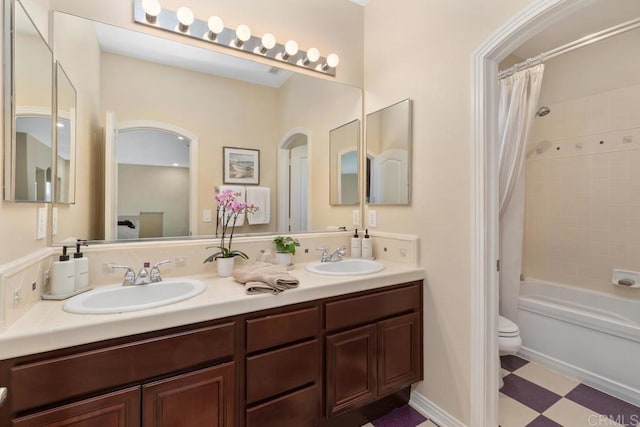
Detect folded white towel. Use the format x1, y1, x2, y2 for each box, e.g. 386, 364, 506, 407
218, 185, 246, 226
246, 187, 270, 225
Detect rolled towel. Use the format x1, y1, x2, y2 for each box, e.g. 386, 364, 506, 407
232, 262, 299, 295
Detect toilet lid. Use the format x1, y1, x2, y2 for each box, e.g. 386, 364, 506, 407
498, 316, 519, 337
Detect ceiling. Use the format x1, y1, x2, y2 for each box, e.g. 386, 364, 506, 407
94, 21, 293, 88
512, 0, 640, 60
348, 0, 371, 5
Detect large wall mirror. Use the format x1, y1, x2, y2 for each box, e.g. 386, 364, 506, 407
366, 99, 412, 205
51, 12, 362, 243
3, 0, 54, 202
329, 119, 360, 205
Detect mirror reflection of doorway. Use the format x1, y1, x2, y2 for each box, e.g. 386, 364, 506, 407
114, 127, 191, 239
279, 131, 309, 232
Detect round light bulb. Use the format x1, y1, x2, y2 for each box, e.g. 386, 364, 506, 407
207, 16, 224, 34
236, 24, 252, 42
176, 7, 194, 26
285, 40, 299, 56
142, 0, 161, 17
306, 48, 320, 63
326, 53, 340, 68
261, 33, 276, 50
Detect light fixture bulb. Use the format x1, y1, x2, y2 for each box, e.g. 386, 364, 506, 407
285, 40, 299, 57
57, 122, 64, 128
306, 48, 320, 64
261, 33, 276, 51
142, 0, 161, 22
236, 24, 251, 42
207, 16, 224, 35
326, 53, 340, 68
176, 6, 194, 27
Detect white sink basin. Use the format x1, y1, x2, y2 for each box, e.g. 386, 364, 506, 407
63, 279, 206, 314
305, 259, 384, 276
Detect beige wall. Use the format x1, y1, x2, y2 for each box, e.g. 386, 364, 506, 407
363, 0, 531, 423
118, 164, 190, 237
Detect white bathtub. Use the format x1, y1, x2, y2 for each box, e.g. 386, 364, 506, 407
518, 279, 640, 406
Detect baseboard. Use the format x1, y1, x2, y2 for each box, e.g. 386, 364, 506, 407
519, 346, 640, 407
409, 390, 466, 427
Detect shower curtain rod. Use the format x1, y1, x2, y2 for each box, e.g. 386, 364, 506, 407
498, 16, 640, 79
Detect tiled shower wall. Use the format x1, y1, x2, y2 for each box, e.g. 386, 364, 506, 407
523, 83, 640, 298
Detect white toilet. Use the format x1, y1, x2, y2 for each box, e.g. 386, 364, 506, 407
498, 315, 522, 388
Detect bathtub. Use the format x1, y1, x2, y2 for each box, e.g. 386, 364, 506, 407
518, 279, 640, 406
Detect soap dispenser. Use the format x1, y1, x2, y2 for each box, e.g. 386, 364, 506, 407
73, 240, 89, 291
361, 229, 373, 259
50, 246, 75, 296
351, 228, 361, 258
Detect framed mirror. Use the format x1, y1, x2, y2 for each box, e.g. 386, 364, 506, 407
55, 62, 77, 204
3, 0, 54, 202
51, 12, 362, 243
366, 99, 412, 205
329, 119, 360, 205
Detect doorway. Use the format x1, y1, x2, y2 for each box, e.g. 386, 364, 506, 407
278, 129, 310, 233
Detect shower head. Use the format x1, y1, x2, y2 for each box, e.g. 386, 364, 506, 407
536, 106, 551, 117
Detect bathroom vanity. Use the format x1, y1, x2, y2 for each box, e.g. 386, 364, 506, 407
0, 272, 423, 427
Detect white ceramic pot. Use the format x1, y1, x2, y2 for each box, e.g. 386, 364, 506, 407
216, 257, 235, 277
274, 252, 292, 266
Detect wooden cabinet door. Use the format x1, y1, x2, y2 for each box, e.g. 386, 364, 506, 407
142, 363, 234, 427
325, 324, 377, 417
12, 387, 140, 427
378, 312, 422, 396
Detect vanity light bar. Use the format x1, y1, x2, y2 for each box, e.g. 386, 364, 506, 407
133, 1, 339, 77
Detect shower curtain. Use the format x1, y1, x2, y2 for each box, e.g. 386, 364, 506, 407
498, 64, 544, 322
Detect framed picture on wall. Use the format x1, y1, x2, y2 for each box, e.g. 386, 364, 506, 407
223, 147, 260, 185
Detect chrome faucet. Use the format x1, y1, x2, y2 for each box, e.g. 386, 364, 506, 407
110, 264, 136, 286
134, 262, 152, 285
316, 245, 347, 262
150, 260, 172, 282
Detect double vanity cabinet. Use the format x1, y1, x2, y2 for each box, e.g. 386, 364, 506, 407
0, 281, 423, 426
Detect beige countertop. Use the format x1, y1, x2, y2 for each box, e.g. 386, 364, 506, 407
0, 261, 425, 360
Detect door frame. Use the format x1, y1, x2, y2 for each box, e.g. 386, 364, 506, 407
105, 118, 199, 240
471, 1, 590, 425
277, 127, 311, 233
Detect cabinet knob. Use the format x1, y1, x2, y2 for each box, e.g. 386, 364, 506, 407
0, 387, 7, 406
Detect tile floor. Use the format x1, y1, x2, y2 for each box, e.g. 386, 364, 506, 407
359, 356, 640, 427
500, 355, 640, 427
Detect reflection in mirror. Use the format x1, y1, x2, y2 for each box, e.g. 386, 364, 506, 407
366, 99, 412, 205
55, 63, 76, 204
116, 128, 191, 239
4, 0, 53, 202
330, 120, 360, 205
52, 12, 362, 243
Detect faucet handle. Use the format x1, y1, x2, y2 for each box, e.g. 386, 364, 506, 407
150, 259, 172, 282
109, 264, 135, 286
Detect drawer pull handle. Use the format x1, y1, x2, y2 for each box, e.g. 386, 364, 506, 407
0, 387, 7, 406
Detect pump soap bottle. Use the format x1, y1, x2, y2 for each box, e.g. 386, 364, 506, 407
74, 241, 89, 291
362, 229, 373, 259
51, 246, 75, 296
351, 228, 361, 258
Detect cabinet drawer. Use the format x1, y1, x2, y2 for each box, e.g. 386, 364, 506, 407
325, 283, 420, 331
246, 306, 318, 353
246, 339, 318, 404
11, 322, 235, 412
246, 384, 318, 427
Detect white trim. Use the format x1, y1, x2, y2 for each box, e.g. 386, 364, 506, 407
519, 347, 640, 407
410, 390, 465, 427
277, 127, 311, 233
471, 1, 590, 425
115, 120, 199, 238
